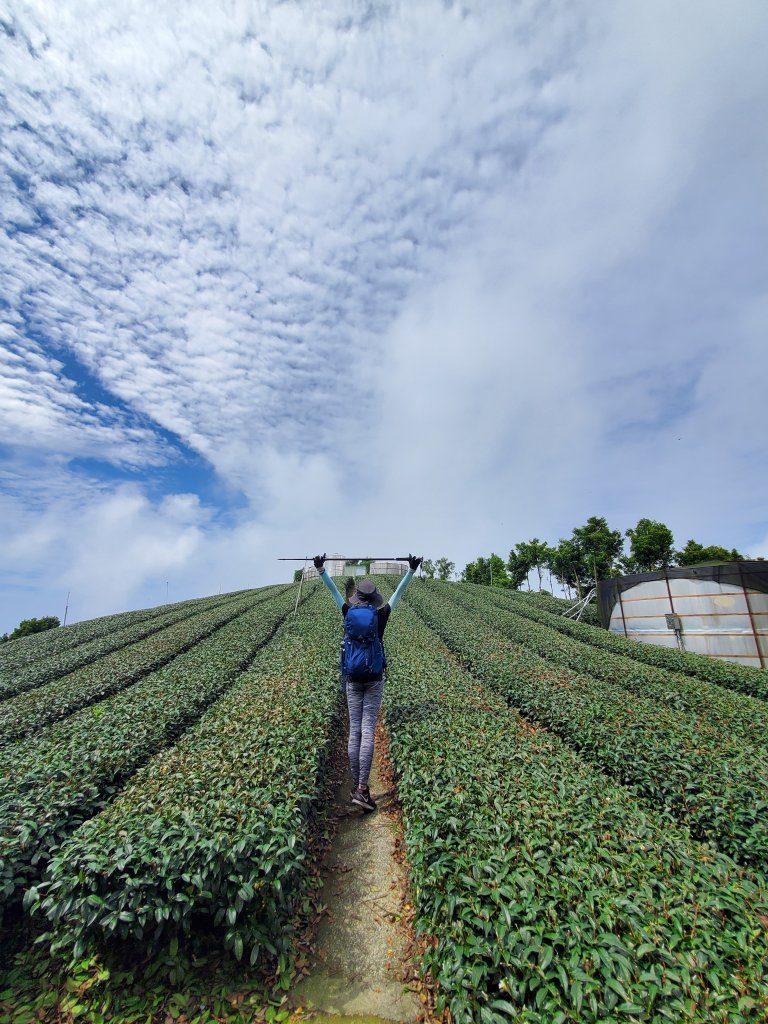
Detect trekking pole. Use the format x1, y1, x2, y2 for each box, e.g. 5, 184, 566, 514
278, 556, 411, 561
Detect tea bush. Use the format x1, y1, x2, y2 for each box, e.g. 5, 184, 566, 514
409, 585, 768, 872
445, 583, 768, 744
30, 589, 340, 981
384, 606, 768, 1023
0, 588, 252, 676
0, 590, 270, 703
507, 588, 602, 627
0, 585, 299, 922
481, 583, 768, 700
0, 591, 273, 746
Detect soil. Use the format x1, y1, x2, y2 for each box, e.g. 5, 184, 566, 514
289, 715, 425, 1023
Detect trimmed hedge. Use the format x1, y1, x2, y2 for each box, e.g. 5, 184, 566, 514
0, 591, 277, 746
443, 583, 768, 745
384, 606, 768, 1023
480, 583, 768, 700
29, 588, 340, 978
0, 585, 298, 922
408, 585, 768, 872
0, 588, 252, 674
506, 587, 601, 626
0, 590, 268, 703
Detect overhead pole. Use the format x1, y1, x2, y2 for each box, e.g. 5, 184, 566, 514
278, 556, 410, 562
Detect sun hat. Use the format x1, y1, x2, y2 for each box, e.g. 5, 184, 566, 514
349, 579, 384, 608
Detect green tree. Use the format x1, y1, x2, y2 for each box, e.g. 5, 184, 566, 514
506, 546, 532, 590
462, 554, 510, 587
572, 516, 624, 588
435, 557, 455, 581
548, 539, 587, 599
515, 538, 551, 590
675, 540, 745, 566
6, 616, 60, 641
623, 518, 675, 573
293, 569, 303, 583
421, 558, 436, 580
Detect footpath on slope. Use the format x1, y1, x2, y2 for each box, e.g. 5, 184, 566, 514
289, 719, 426, 1024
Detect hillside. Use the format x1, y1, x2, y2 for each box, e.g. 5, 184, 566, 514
1, 578, 766, 1023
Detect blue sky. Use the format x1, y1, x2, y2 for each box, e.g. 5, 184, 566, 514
1, 1, 767, 631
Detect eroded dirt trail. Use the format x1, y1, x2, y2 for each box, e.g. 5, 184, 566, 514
290, 720, 422, 1023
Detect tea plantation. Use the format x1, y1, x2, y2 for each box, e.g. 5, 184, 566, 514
0, 578, 766, 1023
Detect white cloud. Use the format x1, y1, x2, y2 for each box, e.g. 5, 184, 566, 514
1, 477, 207, 627
1, 0, 767, 628
1, 0, 569, 485
0, 332, 167, 465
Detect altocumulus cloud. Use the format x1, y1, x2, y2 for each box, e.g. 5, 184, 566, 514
1, 0, 767, 629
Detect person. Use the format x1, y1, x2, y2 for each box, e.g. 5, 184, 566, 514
313, 553, 422, 812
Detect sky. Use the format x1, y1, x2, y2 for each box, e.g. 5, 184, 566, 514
1, 0, 767, 631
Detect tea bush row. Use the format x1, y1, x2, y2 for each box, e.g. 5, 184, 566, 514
409, 586, 768, 872
0, 587, 252, 674
484, 584, 768, 700
0, 590, 268, 703
0, 591, 274, 747
442, 584, 768, 745
28, 589, 340, 982
507, 587, 601, 626
0, 606, 162, 675
384, 606, 768, 1023
0, 583, 302, 923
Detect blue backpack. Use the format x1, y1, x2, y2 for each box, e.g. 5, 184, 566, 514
341, 605, 385, 682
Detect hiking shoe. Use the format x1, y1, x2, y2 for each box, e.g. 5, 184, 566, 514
351, 786, 376, 812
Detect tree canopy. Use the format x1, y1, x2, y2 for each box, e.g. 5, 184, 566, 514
1, 616, 60, 643
676, 540, 745, 566
623, 518, 675, 573
435, 557, 455, 581
462, 554, 509, 587
461, 517, 749, 596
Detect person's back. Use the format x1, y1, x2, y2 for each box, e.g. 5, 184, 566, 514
314, 553, 422, 811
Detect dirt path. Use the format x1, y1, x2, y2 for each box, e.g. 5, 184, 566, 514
289, 720, 422, 1023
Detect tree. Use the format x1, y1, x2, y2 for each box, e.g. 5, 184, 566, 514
293, 569, 303, 582
5, 616, 60, 641
623, 518, 675, 573
572, 516, 624, 588
435, 557, 455, 581
421, 558, 436, 580
548, 539, 588, 599
515, 538, 551, 590
675, 541, 745, 566
506, 547, 531, 590
462, 554, 510, 587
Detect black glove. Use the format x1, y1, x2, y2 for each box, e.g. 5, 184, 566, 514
408, 554, 423, 572
313, 553, 326, 570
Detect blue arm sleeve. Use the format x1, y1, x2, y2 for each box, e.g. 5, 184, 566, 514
389, 569, 414, 611
319, 568, 345, 610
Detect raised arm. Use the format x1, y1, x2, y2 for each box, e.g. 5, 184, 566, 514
313, 554, 345, 610
389, 554, 423, 611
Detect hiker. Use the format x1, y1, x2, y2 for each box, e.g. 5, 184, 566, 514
313, 553, 422, 812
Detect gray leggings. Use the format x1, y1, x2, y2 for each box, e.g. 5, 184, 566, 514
345, 675, 384, 788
